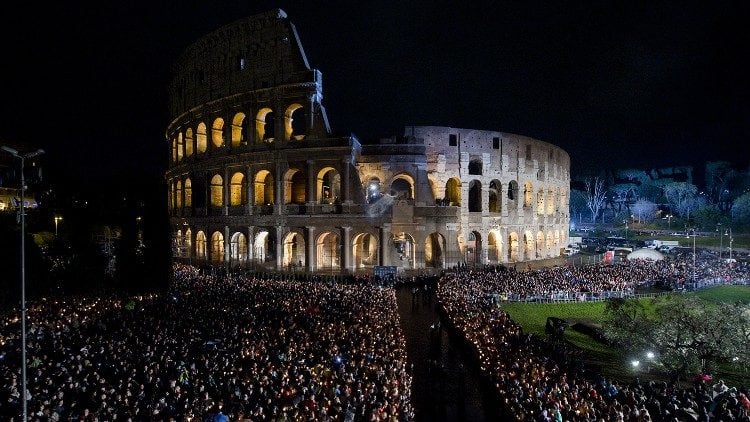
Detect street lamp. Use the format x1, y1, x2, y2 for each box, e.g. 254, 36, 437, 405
686, 228, 696, 283
54, 215, 63, 237
1, 145, 45, 422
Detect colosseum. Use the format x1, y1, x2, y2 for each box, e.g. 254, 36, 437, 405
165, 9, 570, 274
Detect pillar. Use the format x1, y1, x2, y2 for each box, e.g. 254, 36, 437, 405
342, 159, 352, 204
306, 226, 316, 272
223, 167, 230, 216
246, 226, 254, 263
246, 166, 254, 215
341, 226, 351, 272
379, 226, 390, 266
306, 160, 316, 207
275, 226, 284, 270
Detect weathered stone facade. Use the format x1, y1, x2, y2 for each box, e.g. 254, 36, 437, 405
166, 9, 570, 273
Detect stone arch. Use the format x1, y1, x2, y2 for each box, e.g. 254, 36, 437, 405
536, 231, 545, 258
466, 231, 482, 265
185, 128, 194, 157
524, 230, 535, 259
282, 231, 306, 268
488, 179, 501, 213
488, 230, 502, 264
524, 181, 533, 208
546, 189, 555, 215
231, 112, 249, 147
184, 228, 192, 255
392, 232, 416, 269
468, 180, 482, 212
196, 231, 207, 259
390, 173, 415, 200
177, 132, 184, 161
317, 231, 341, 270
175, 180, 183, 208
196, 122, 207, 153
184, 178, 192, 207
284, 168, 307, 204
256, 107, 275, 143
445, 177, 461, 206
468, 157, 483, 175
508, 232, 519, 262
254, 229, 276, 266
229, 172, 246, 206
353, 232, 378, 268
365, 177, 382, 203
211, 117, 224, 148
317, 167, 341, 204
210, 174, 223, 207
424, 232, 446, 268
254, 170, 275, 205
211, 231, 224, 262
230, 232, 248, 262
508, 180, 518, 201
537, 189, 545, 215
284, 103, 306, 141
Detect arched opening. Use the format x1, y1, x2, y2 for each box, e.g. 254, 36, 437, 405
468, 180, 482, 212
508, 232, 519, 262
196, 122, 207, 153
366, 178, 382, 203
392, 232, 416, 269
176, 181, 183, 208
256, 108, 275, 143
231, 112, 249, 147
284, 169, 307, 204
488, 180, 501, 213
353, 232, 378, 268
184, 178, 192, 207
211, 231, 224, 262
196, 231, 207, 259
210, 174, 223, 207
445, 178, 461, 206
174, 229, 183, 256
508, 180, 518, 201
390, 174, 414, 200
254, 229, 276, 266
211, 118, 224, 148
177, 132, 184, 161
468, 157, 482, 175
284, 103, 306, 141
524, 231, 535, 259
230, 172, 246, 206
230, 232, 248, 263
317, 231, 341, 270
254, 170, 275, 205
537, 189, 545, 215
424, 232, 445, 268
282, 231, 306, 268
317, 167, 341, 204
185, 128, 194, 157
536, 231, 545, 258
488, 231, 502, 264
466, 231, 482, 265
546, 189, 555, 215
184, 229, 192, 256
524, 182, 533, 208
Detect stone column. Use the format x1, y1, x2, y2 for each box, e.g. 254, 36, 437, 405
224, 225, 231, 265
342, 159, 351, 204
379, 226, 390, 266
341, 226, 351, 272
246, 226, 254, 264
246, 166, 254, 215
306, 226, 316, 272
275, 225, 284, 270
223, 167, 230, 216
306, 160, 316, 207
275, 162, 284, 215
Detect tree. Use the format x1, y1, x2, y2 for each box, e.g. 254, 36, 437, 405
631, 198, 658, 223
569, 189, 588, 224
663, 182, 698, 219
584, 177, 607, 223
705, 161, 739, 211
732, 192, 750, 230
603, 295, 749, 379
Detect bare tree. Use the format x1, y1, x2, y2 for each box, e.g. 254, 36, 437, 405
585, 177, 607, 223
663, 182, 698, 219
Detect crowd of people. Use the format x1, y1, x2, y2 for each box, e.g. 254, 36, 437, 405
0, 265, 413, 421
437, 259, 750, 421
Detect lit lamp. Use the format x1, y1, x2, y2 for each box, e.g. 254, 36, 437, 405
54, 215, 63, 237
0, 145, 45, 422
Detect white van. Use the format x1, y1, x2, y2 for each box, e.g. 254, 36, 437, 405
563, 244, 581, 256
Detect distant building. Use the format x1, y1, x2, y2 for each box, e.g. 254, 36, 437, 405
0, 145, 43, 212
165, 9, 570, 272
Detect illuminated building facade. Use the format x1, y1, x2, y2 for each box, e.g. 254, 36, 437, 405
166, 9, 570, 272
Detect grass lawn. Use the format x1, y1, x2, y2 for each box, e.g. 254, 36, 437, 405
500, 285, 750, 384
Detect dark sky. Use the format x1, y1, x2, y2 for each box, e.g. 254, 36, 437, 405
1, 0, 748, 194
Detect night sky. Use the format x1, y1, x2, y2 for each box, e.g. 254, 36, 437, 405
1, 1, 748, 195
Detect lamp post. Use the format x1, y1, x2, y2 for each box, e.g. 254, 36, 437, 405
54, 215, 63, 237
729, 227, 734, 261
717, 223, 723, 260
687, 228, 696, 283
1, 145, 45, 422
